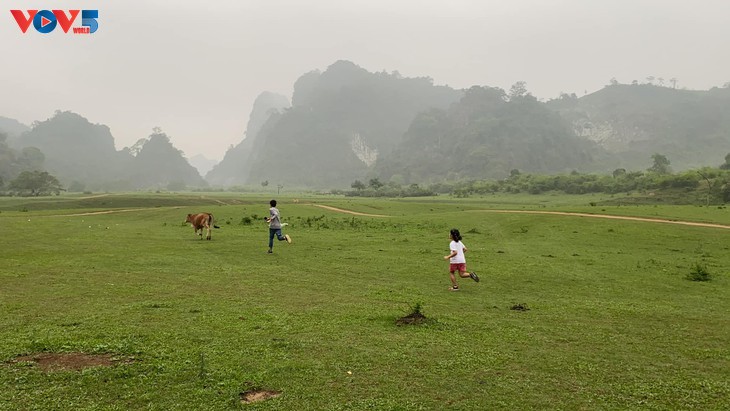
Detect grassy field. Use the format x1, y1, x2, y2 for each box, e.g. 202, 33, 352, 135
1, 193, 728, 410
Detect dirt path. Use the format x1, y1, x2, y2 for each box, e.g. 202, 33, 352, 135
475, 209, 730, 229
78, 193, 111, 200
48, 207, 178, 217
309, 204, 390, 217
309, 204, 730, 230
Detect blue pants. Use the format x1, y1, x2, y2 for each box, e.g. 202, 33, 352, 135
269, 228, 285, 248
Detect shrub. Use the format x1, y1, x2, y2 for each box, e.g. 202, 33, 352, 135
686, 263, 711, 282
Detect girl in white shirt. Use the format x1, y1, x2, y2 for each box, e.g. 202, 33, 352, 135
443, 228, 480, 291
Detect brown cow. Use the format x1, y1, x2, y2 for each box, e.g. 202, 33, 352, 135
185, 213, 220, 240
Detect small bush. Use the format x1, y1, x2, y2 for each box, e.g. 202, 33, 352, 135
240, 216, 252, 225
396, 302, 428, 326
686, 264, 711, 282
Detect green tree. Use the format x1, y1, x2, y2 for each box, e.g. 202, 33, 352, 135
369, 178, 383, 190
648, 153, 671, 174
508, 81, 529, 100
9, 170, 63, 196
351, 180, 365, 190
612, 168, 627, 178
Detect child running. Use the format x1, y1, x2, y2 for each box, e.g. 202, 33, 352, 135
265, 199, 291, 253
443, 228, 479, 291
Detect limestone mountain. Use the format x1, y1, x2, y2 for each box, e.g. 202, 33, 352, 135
551, 84, 730, 171
15, 111, 130, 186
243, 60, 462, 187
13, 111, 205, 190
376, 86, 606, 183
206, 91, 290, 186
0, 116, 30, 146
127, 130, 206, 189
188, 154, 218, 177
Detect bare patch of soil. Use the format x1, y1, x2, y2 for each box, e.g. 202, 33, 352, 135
396, 311, 428, 325
10, 352, 131, 372
239, 389, 281, 404
510, 303, 530, 311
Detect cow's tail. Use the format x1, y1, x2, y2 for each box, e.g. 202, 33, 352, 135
209, 214, 220, 229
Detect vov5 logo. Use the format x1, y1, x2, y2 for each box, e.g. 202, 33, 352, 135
10, 10, 99, 34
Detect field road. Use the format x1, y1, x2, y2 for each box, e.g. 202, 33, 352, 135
309, 204, 730, 230
33, 208, 178, 217
309, 204, 390, 217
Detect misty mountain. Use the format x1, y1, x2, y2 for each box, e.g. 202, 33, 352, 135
12, 111, 204, 190
206, 91, 290, 186
128, 130, 206, 189
242, 60, 462, 187
551, 84, 730, 170
0, 133, 45, 185
188, 154, 219, 176
0, 116, 30, 146
376, 86, 605, 183
15, 111, 130, 186
6, 72, 730, 192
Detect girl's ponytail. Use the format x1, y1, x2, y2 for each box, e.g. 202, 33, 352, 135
450, 228, 462, 242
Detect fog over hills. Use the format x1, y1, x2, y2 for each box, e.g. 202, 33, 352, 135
205, 91, 291, 187
187, 154, 219, 177
1, 61, 729, 190
0, 116, 31, 146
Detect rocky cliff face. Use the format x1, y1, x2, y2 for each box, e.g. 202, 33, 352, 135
553, 85, 730, 170
205, 91, 290, 186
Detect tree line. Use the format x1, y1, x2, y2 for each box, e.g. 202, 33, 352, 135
347, 153, 730, 204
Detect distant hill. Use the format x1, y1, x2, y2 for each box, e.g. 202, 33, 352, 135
7, 72, 730, 192
206, 91, 290, 186
243, 60, 462, 188
550, 84, 730, 171
14, 112, 204, 190
128, 130, 206, 189
15, 111, 130, 187
0, 116, 30, 146
376, 86, 606, 182
188, 154, 218, 177
0, 133, 45, 185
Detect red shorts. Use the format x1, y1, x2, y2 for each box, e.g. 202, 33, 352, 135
449, 263, 466, 273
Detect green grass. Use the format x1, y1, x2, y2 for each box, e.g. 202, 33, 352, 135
1, 194, 728, 410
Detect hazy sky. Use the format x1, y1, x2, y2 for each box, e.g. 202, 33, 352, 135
2, 0, 729, 161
